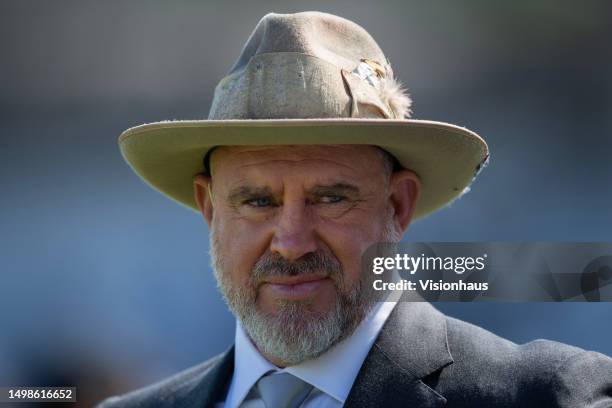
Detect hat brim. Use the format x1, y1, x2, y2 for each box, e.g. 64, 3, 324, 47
118, 118, 488, 220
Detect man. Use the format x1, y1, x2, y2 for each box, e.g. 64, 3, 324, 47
100, 11, 612, 408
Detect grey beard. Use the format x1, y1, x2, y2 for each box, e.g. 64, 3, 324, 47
210, 215, 397, 365
238, 279, 366, 365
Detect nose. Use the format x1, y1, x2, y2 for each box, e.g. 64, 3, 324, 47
270, 198, 317, 261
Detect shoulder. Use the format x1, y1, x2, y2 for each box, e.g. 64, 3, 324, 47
96, 352, 228, 408
444, 313, 584, 367
439, 314, 612, 406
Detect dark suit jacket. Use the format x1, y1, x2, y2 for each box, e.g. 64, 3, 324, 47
98, 302, 612, 407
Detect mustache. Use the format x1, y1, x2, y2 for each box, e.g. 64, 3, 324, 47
252, 251, 343, 281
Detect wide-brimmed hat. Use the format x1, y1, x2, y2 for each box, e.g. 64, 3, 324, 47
119, 11, 489, 220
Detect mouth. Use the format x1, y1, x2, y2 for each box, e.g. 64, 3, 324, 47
261, 275, 332, 299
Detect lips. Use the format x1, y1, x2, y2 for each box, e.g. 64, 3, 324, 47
263, 274, 328, 285
262, 275, 331, 298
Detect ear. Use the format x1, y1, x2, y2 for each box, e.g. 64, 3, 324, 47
193, 174, 214, 226
388, 169, 421, 235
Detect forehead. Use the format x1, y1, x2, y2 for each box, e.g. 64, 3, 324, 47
209, 145, 387, 181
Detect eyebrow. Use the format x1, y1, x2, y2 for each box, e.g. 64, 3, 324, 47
226, 182, 361, 204
227, 185, 274, 206
309, 183, 360, 197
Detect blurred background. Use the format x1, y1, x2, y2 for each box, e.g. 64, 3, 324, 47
1, 1, 611, 406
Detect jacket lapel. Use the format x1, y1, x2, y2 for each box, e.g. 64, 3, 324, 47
185, 345, 235, 408
344, 302, 453, 408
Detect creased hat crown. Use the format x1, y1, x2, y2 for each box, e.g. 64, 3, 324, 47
209, 11, 412, 120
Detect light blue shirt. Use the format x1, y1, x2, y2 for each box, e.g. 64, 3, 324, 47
218, 294, 399, 408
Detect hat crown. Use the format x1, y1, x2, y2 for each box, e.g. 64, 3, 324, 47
208, 11, 412, 120
227, 12, 387, 76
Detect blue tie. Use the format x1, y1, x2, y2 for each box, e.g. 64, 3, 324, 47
256, 372, 314, 408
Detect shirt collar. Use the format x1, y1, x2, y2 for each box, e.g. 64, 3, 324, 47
224, 320, 276, 408
227, 292, 399, 407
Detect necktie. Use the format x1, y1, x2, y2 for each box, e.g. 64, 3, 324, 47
255, 372, 314, 408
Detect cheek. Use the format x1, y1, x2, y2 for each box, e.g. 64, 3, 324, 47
316, 215, 387, 284
213, 215, 272, 284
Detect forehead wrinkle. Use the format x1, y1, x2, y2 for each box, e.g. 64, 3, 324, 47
217, 172, 371, 203
223, 177, 360, 193
210, 146, 390, 195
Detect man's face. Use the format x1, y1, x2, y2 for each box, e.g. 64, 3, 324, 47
194, 145, 419, 366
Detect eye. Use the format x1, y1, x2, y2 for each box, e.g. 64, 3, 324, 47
320, 195, 345, 204
246, 197, 272, 207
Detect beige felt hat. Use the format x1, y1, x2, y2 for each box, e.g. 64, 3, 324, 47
119, 11, 489, 220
